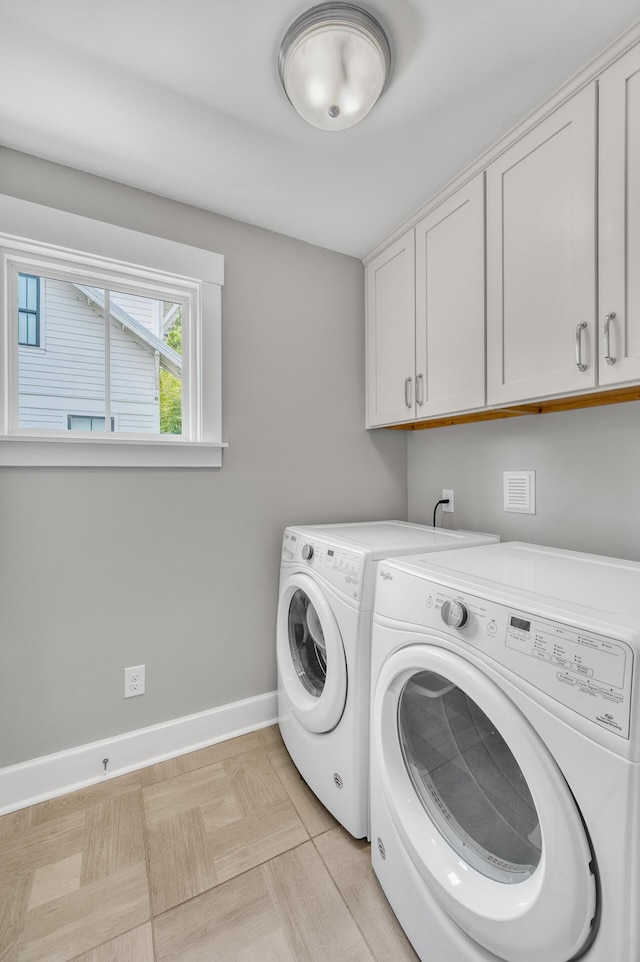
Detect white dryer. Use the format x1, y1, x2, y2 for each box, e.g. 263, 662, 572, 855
370, 541, 640, 962
276, 521, 498, 839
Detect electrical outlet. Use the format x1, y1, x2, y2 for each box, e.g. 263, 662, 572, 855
124, 664, 145, 698
442, 488, 454, 512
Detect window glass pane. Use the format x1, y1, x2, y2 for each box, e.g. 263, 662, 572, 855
109, 290, 182, 435
26, 276, 38, 312
68, 416, 92, 431
18, 276, 105, 430
288, 589, 327, 697
18, 311, 28, 345
18, 274, 27, 308
27, 313, 36, 346
398, 671, 542, 884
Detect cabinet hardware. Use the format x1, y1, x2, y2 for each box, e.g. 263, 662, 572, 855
416, 373, 424, 406
603, 312, 617, 365
404, 376, 413, 408
575, 322, 588, 372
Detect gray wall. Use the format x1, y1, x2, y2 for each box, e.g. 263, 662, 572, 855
0, 147, 407, 768
408, 402, 640, 561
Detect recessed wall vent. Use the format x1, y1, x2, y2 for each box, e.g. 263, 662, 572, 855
504, 471, 536, 514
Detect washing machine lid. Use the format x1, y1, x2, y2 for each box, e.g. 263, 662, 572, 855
388, 542, 640, 628
373, 642, 597, 962
287, 521, 498, 560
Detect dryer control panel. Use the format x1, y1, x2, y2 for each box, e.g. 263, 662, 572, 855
282, 530, 364, 600
437, 590, 634, 739
375, 567, 634, 739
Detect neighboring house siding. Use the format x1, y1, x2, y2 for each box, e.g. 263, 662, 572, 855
18, 278, 158, 431
110, 291, 161, 336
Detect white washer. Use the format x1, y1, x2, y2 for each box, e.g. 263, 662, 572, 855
277, 521, 498, 839
370, 541, 640, 962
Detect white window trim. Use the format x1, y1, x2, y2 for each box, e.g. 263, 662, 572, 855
0, 193, 226, 467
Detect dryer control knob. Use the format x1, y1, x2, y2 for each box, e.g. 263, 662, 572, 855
441, 600, 469, 629
302, 544, 314, 561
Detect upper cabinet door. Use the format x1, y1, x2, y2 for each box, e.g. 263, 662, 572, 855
486, 85, 597, 405
366, 230, 416, 427
599, 43, 640, 386
415, 173, 486, 417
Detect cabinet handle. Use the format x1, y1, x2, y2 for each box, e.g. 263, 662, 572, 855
575, 322, 588, 372
416, 373, 424, 406
603, 312, 617, 366
404, 376, 413, 408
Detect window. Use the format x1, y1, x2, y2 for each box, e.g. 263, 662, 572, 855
0, 196, 225, 467
18, 273, 40, 346
68, 416, 116, 431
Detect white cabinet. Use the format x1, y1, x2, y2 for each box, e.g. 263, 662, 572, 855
486, 84, 597, 405
366, 175, 486, 427
366, 230, 415, 427
599, 42, 640, 386
415, 173, 485, 417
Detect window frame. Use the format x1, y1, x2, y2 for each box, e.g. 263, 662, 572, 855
0, 194, 225, 467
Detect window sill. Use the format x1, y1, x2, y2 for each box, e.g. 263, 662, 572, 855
0, 435, 228, 467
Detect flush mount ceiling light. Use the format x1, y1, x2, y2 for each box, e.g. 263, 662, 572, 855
278, 3, 391, 131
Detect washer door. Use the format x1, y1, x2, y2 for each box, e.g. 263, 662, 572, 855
277, 573, 347, 733
373, 642, 596, 962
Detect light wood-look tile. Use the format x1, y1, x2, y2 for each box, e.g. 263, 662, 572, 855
0, 779, 150, 962
28, 853, 83, 911
141, 732, 262, 788
0, 812, 85, 881
0, 874, 31, 962
144, 746, 308, 913
70, 923, 154, 962
143, 763, 232, 826
264, 842, 375, 962
154, 840, 375, 962
31, 773, 142, 826
80, 791, 145, 885
0, 728, 417, 962
266, 739, 338, 837
147, 807, 218, 916
314, 828, 419, 962
17, 863, 149, 962
0, 807, 35, 841
206, 797, 308, 884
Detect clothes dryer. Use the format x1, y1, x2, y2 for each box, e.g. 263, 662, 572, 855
370, 541, 640, 962
277, 521, 498, 839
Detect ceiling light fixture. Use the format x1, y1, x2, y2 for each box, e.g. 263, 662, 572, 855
278, 3, 391, 131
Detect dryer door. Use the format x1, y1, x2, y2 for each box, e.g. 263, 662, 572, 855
373, 642, 597, 962
277, 573, 347, 734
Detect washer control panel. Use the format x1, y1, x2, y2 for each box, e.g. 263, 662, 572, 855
282, 530, 363, 600
375, 568, 634, 738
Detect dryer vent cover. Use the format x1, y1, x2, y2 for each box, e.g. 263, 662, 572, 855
504, 471, 536, 514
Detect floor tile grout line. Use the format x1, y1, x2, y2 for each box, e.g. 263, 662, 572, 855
140, 784, 159, 961
149, 838, 315, 926
312, 832, 383, 962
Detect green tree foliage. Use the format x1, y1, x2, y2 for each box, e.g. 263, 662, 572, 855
159, 314, 182, 434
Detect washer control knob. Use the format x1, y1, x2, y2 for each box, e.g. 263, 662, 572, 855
441, 599, 469, 629
302, 544, 314, 561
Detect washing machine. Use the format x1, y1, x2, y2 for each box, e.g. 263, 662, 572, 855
276, 521, 499, 839
370, 541, 640, 962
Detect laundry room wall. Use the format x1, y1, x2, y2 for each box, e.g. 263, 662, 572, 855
407, 402, 640, 561
0, 146, 408, 769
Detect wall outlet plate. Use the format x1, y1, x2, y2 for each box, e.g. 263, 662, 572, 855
124, 664, 145, 698
442, 489, 454, 512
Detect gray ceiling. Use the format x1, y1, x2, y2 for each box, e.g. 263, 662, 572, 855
1, 0, 639, 258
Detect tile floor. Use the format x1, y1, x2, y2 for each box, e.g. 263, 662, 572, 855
0, 726, 418, 961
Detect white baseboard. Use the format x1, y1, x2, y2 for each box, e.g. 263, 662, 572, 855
0, 690, 277, 816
